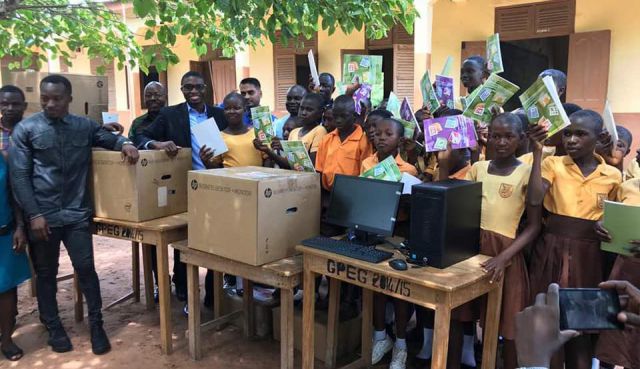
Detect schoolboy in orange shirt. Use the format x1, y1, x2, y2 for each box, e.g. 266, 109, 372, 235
316, 95, 373, 191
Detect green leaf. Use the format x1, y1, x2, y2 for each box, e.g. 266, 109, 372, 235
144, 29, 155, 40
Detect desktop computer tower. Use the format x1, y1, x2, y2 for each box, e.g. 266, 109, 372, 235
408, 179, 482, 268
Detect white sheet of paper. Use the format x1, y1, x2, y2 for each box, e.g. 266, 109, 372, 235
191, 117, 228, 157
603, 100, 618, 146
308, 50, 320, 88
101, 112, 119, 124
401, 172, 422, 194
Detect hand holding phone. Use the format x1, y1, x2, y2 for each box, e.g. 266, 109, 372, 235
558, 288, 623, 331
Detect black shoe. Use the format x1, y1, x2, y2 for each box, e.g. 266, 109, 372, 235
90, 324, 111, 355
47, 325, 72, 353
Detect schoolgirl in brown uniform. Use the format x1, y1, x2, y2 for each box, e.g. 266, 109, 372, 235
528, 110, 622, 369
594, 129, 640, 369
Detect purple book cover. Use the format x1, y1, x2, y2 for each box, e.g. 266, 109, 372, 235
423, 115, 478, 152
353, 83, 372, 115
435, 75, 454, 109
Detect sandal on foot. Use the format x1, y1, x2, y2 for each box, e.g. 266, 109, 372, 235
2, 343, 24, 361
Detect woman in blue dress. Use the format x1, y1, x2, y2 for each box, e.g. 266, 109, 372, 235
0, 152, 30, 361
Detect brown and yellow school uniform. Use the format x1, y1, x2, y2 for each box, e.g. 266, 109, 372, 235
596, 177, 640, 368
529, 154, 622, 297
464, 160, 532, 339
288, 124, 327, 153
518, 145, 556, 166
625, 159, 640, 181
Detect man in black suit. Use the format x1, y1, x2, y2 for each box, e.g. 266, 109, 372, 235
137, 71, 227, 311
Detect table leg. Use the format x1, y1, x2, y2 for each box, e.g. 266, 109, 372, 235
481, 280, 504, 369
280, 287, 295, 369
213, 271, 223, 320
187, 264, 201, 360
156, 237, 172, 354
132, 242, 140, 303
360, 288, 373, 367
243, 279, 255, 338
432, 304, 452, 369
142, 244, 154, 310
302, 259, 316, 369
73, 272, 83, 322
325, 278, 341, 369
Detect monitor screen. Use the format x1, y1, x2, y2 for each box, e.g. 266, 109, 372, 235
326, 175, 403, 236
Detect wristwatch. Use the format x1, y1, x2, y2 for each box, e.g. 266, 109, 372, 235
122, 140, 134, 146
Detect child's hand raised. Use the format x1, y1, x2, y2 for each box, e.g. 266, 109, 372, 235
527, 124, 548, 152
270, 138, 283, 152
308, 74, 319, 93
199, 145, 215, 163
433, 103, 450, 118
253, 138, 272, 154
475, 122, 489, 147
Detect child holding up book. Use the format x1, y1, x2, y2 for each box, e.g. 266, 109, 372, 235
256, 93, 327, 168
199, 92, 267, 168
364, 117, 417, 369
593, 128, 640, 369
528, 110, 622, 369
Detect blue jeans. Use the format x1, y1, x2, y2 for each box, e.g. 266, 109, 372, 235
30, 221, 103, 327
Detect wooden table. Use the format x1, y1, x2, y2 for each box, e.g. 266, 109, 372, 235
93, 213, 188, 354
171, 240, 302, 369
297, 245, 504, 369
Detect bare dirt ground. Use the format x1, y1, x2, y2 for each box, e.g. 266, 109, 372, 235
1, 235, 307, 369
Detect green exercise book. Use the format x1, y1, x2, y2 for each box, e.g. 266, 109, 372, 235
251, 106, 275, 144
486, 33, 504, 74
601, 200, 640, 256
342, 54, 384, 106
386, 91, 401, 118
420, 71, 440, 112
280, 140, 315, 172
462, 74, 519, 123
360, 155, 402, 182
519, 76, 570, 139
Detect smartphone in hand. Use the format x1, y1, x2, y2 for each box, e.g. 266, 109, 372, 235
559, 288, 623, 331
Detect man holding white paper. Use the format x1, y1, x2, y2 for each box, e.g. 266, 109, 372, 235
137, 71, 227, 308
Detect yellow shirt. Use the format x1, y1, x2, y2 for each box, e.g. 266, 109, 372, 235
288, 124, 327, 153
360, 154, 418, 176
625, 160, 640, 181
466, 161, 531, 239
221, 130, 264, 168
518, 146, 557, 166
541, 155, 622, 220
617, 178, 640, 205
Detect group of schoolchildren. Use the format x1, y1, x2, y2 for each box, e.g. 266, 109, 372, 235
0, 56, 637, 368
173, 56, 640, 369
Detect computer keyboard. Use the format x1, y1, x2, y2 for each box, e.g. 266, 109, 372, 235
301, 236, 394, 263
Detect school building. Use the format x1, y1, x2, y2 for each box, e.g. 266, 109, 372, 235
1, 0, 638, 155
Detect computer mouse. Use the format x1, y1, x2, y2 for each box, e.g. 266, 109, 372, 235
389, 259, 408, 271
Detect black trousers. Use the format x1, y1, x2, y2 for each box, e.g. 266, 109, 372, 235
30, 221, 103, 327
172, 249, 213, 300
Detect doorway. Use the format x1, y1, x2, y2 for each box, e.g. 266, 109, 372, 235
368, 48, 394, 102
500, 36, 569, 111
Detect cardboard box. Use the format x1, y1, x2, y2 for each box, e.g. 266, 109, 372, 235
188, 167, 320, 265
92, 149, 191, 222
273, 306, 362, 363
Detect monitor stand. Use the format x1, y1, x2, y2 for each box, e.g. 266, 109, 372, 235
344, 229, 384, 246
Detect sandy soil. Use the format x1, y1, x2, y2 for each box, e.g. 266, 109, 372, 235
2, 235, 312, 369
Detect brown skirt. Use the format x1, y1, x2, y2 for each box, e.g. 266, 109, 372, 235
529, 213, 603, 300
454, 229, 529, 340
595, 256, 640, 368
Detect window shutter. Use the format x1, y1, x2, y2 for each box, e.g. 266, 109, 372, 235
209, 59, 237, 104
534, 1, 575, 37
274, 54, 296, 112
393, 25, 413, 45
495, 5, 535, 41
496, 0, 574, 40
393, 44, 414, 106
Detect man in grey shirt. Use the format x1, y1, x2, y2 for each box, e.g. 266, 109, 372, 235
9, 75, 139, 355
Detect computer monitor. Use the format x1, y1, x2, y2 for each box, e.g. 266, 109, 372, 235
326, 175, 404, 245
